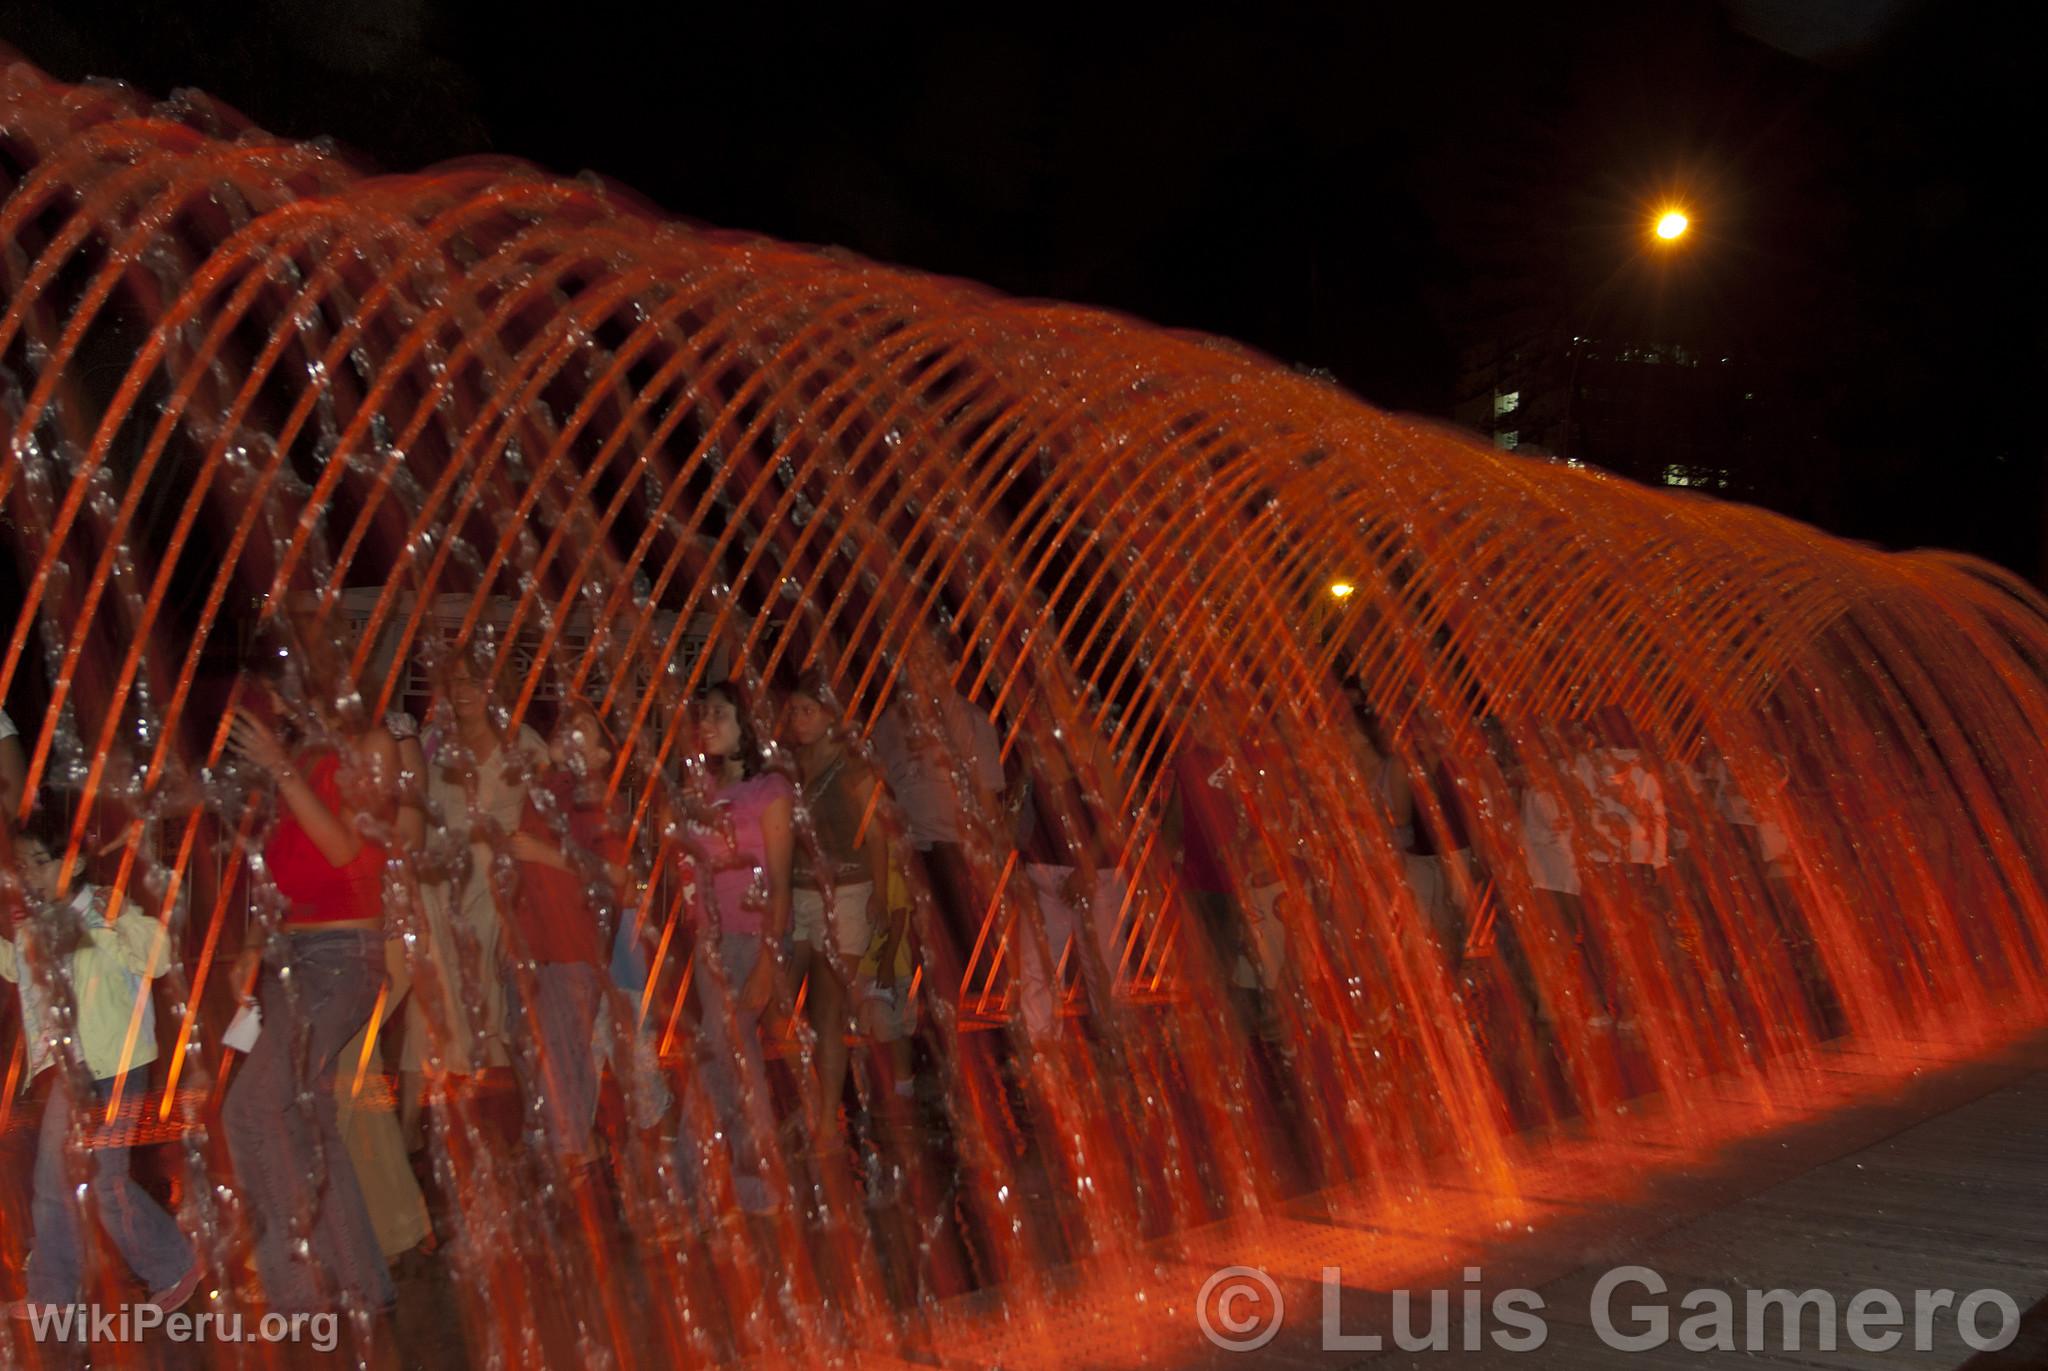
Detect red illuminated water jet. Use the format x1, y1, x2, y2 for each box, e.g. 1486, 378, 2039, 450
2, 56, 2046, 1368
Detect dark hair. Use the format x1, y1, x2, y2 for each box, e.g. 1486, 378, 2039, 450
431, 647, 486, 691
14, 802, 72, 860
239, 626, 293, 686
8, 804, 89, 951
1354, 704, 1392, 755
791, 668, 834, 708
430, 648, 513, 735
697, 680, 761, 777
555, 695, 619, 755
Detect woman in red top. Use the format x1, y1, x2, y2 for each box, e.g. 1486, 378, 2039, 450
222, 666, 400, 1315
501, 699, 626, 1173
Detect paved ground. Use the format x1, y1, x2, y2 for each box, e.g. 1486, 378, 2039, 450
4, 1030, 2044, 1368
902, 1030, 2048, 1370
1960, 1293, 2048, 1370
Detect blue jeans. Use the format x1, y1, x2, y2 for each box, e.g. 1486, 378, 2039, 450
26, 1069, 195, 1303
503, 961, 603, 1166
675, 934, 778, 1212
222, 928, 394, 1312
609, 910, 650, 1001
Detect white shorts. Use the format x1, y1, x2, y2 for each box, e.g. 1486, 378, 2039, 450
859, 979, 917, 1042
792, 881, 875, 958
1015, 863, 1129, 1037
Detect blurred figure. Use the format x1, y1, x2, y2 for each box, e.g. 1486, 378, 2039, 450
871, 633, 1004, 1009
854, 863, 921, 1205
785, 670, 889, 1150
677, 681, 792, 1216
222, 660, 398, 1312
501, 699, 627, 1179
0, 707, 24, 816
583, 699, 668, 1132
1698, 736, 1791, 871
1167, 710, 1287, 1040
1575, 709, 1670, 1028
1350, 701, 1414, 850
333, 998, 431, 1265
2, 811, 200, 1316
1517, 721, 1595, 1020
1401, 716, 1478, 967
278, 595, 435, 1268
402, 653, 546, 1150
1009, 676, 1127, 1040
1578, 709, 1669, 874
856, 867, 918, 1096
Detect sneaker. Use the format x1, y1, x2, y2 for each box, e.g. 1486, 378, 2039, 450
150, 1261, 204, 1314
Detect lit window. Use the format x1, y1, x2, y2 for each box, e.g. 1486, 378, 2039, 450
1496, 430, 1520, 451
1663, 464, 1692, 487
1494, 390, 1520, 417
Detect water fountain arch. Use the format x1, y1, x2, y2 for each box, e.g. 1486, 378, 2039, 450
4, 56, 2047, 1366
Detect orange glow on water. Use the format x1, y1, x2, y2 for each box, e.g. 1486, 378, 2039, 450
0, 59, 2045, 1368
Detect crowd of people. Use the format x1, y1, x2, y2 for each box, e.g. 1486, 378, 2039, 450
0, 599, 1124, 1321
0, 601, 1803, 1327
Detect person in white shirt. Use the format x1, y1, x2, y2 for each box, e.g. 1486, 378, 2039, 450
1575, 728, 1669, 872
1491, 720, 1603, 1027
1520, 780, 1581, 896
1698, 741, 1792, 869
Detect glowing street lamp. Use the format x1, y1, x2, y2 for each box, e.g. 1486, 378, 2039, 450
1562, 201, 1696, 464
1328, 581, 1356, 600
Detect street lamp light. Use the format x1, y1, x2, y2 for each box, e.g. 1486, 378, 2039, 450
1561, 202, 1695, 463
1328, 581, 1356, 600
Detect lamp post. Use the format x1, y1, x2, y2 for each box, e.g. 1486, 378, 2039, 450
1559, 204, 1694, 463
1311, 580, 1356, 639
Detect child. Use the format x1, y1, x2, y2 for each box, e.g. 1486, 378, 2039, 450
854, 867, 920, 1207
2, 814, 200, 1315
857, 866, 918, 1101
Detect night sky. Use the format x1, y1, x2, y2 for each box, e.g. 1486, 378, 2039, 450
3, 0, 2042, 576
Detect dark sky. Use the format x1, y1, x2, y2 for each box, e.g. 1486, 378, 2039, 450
4, 0, 2043, 575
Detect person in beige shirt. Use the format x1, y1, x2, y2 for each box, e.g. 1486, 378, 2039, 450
400, 654, 546, 1149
